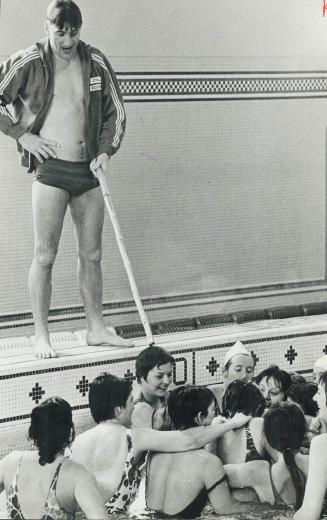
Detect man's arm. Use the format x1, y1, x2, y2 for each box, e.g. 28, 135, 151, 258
0, 50, 30, 139
93, 51, 126, 158
0, 48, 60, 160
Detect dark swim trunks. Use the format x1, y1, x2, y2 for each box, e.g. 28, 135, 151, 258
34, 158, 100, 197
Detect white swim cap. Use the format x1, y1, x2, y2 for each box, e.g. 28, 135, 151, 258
223, 340, 251, 368
314, 355, 327, 371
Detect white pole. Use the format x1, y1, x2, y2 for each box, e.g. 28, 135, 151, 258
97, 170, 154, 346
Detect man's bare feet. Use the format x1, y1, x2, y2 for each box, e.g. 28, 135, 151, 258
31, 336, 58, 358
86, 327, 134, 348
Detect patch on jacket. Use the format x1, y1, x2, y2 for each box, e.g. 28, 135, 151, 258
90, 76, 101, 91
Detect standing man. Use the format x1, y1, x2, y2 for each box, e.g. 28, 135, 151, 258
0, 0, 133, 357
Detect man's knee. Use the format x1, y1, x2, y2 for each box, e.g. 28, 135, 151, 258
78, 246, 102, 265
33, 247, 57, 269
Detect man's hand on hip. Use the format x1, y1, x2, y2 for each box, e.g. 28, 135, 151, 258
18, 133, 60, 162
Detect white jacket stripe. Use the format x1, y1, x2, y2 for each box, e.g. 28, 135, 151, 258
0, 51, 40, 96
0, 105, 16, 122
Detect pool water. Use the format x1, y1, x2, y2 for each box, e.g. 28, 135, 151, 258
126, 503, 294, 520
127, 479, 294, 520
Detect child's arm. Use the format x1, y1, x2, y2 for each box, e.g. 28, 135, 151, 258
133, 413, 251, 455
224, 461, 275, 505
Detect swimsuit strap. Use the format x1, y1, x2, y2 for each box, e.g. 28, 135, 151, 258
12, 455, 24, 492
268, 463, 284, 505
206, 474, 227, 493
174, 476, 228, 519
7, 455, 25, 520
42, 459, 73, 520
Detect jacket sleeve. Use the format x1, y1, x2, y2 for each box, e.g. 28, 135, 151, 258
97, 53, 126, 157
0, 50, 31, 140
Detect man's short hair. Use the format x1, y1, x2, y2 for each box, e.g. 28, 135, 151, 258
135, 346, 174, 383
89, 373, 132, 423
46, 0, 82, 30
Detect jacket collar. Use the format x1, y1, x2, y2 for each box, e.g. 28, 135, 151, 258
35, 37, 91, 63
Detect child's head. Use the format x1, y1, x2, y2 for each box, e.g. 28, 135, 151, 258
135, 346, 174, 399
168, 385, 217, 430
255, 365, 292, 408
88, 372, 133, 424
222, 379, 265, 418
264, 401, 306, 453
286, 383, 318, 417
313, 371, 327, 415
28, 396, 75, 466
263, 402, 306, 510
288, 371, 307, 385
313, 356, 327, 384
223, 341, 254, 387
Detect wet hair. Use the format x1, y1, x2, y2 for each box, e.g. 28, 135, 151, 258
222, 380, 265, 418
28, 397, 75, 466
255, 365, 292, 398
286, 383, 318, 417
135, 346, 174, 383
168, 385, 216, 430
288, 371, 307, 385
89, 373, 132, 423
264, 402, 306, 510
46, 0, 82, 30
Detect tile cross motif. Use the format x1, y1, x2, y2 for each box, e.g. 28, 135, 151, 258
124, 369, 136, 382
29, 382, 45, 404
206, 357, 219, 376
285, 345, 298, 365
251, 351, 259, 367
76, 375, 89, 397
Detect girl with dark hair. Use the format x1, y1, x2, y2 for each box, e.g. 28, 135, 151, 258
225, 402, 309, 509
0, 397, 107, 519
132, 346, 175, 429
217, 380, 274, 464
146, 385, 254, 517
308, 370, 327, 435
286, 383, 318, 418
255, 365, 292, 409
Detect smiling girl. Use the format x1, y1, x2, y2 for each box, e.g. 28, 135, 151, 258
132, 346, 175, 429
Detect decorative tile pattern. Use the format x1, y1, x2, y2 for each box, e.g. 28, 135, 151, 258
117, 72, 327, 102
76, 376, 89, 397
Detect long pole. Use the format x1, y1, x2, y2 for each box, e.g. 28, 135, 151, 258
96, 170, 154, 346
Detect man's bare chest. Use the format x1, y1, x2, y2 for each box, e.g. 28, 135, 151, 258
53, 59, 85, 104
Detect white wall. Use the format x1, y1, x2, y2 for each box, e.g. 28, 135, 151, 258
0, 0, 326, 327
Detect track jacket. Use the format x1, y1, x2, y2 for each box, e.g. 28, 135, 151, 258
0, 37, 126, 172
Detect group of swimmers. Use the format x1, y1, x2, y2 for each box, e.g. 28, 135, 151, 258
1, 342, 327, 519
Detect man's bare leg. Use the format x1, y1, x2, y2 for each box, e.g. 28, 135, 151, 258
70, 187, 134, 347
29, 181, 70, 358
